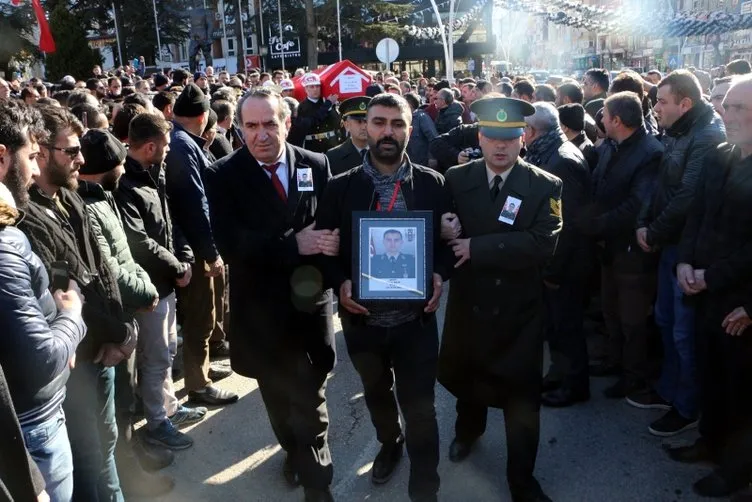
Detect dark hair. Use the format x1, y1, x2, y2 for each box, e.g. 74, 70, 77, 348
610, 71, 645, 99
557, 82, 584, 104
272, 70, 284, 77
35, 84, 46, 95
86, 78, 101, 91
604, 91, 644, 129
38, 105, 84, 143
112, 103, 146, 141
585, 68, 610, 93
367, 93, 412, 124
152, 91, 176, 113
121, 87, 136, 98
476, 80, 492, 94
20, 87, 38, 100
658, 69, 703, 105
35, 97, 58, 107
726, 59, 751, 76
260, 72, 271, 80
534, 84, 556, 102
513, 80, 535, 99
128, 112, 172, 147
107, 76, 121, 87
211, 100, 233, 123
51, 90, 72, 107
0, 100, 48, 152
172, 69, 189, 84
383, 229, 403, 239
123, 92, 150, 108
70, 103, 106, 129
403, 92, 421, 110
500, 82, 513, 96
203, 108, 217, 134
66, 90, 96, 109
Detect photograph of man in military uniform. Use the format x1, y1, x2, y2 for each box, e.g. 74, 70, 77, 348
500, 201, 518, 221
298, 171, 313, 187
369, 228, 417, 282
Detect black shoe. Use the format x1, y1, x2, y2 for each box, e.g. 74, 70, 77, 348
693, 471, 740, 498
541, 374, 562, 392
188, 385, 239, 406
208, 366, 233, 382
304, 487, 334, 502
133, 439, 175, 472
625, 388, 671, 410
448, 437, 475, 463
210, 340, 230, 359
664, 438, 715, 464
648, 408, 698, 437
541, 386, 590, 408
603, 378, 644, 399
372, 434, 404, 485
589, 362, 621, 377
411, 495, 438, 502
283, 454, 300, 487
511, 481, 553, 502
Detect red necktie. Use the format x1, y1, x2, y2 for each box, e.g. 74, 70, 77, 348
262, 162, 287, 203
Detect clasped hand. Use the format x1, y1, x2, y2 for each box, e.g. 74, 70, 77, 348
296, 222, 340, 256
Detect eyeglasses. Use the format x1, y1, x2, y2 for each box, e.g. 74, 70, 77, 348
44, 145, 81, 158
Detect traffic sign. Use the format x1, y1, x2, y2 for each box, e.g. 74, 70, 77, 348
668, 55, 679, 68
376, 38, 399, 65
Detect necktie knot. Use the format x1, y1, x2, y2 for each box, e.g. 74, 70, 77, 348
262, 162, 287, 202
262, 162, 281, 174
491, 175, 503, 199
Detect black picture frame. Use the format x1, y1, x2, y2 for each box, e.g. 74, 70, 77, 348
351, 210, 434, 304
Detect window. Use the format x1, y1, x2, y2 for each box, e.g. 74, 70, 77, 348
245, 36, 254, 55
228, 38, 236, 57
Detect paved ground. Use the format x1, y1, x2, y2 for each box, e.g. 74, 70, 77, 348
135, 293, 724, 502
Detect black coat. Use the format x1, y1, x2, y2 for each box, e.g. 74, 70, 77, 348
584, 128, 663, 272
678, 144, 752, 313
439, 159, 563, 408
325, 138, 364, 176
203, 144, 335, 379
532, 139, 592, 283
209, 133, 234, 161
429, 123, 479, 174
571, 132, 598, 171
294, 98, 341, 153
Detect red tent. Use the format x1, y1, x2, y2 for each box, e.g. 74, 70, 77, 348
291, 60, 372, 103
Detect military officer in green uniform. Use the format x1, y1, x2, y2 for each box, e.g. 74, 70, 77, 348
294, 72, 341, 153
326, 96, 370, 176
370, 229, 416, 279
439, 97, 563, 502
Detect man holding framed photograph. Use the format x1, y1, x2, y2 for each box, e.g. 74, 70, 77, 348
317, 93, 453, 502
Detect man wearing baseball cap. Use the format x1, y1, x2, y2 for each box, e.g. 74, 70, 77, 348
294, 72, 341, 153
439, 96, 562, 502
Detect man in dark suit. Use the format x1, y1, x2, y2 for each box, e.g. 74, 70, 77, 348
370, 229, 416, 279
668, 75, 752, 499
439, 97, 562, 502
203, 88, 339, 502
325, 96, 370, 175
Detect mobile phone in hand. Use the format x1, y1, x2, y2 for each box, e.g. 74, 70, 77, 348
50, 261, 70, 291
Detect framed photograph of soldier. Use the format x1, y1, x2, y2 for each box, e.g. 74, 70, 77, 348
352, 211, 434, 303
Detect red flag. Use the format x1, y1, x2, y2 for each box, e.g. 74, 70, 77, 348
31, 0, 56, 53
10, 0, 23, 6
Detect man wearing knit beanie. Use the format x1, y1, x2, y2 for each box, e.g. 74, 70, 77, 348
558, 103, 597, 170
165, 84, 238, 407
78, 129, 180, 496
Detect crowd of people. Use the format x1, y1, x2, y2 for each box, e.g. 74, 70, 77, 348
0, 54, 751, 502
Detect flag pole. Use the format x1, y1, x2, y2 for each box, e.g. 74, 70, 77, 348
151, 0, 164, 70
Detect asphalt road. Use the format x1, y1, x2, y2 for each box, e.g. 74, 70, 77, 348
137, 292, 722, 502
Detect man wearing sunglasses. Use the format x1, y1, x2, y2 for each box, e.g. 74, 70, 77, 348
19, 105, 136, 501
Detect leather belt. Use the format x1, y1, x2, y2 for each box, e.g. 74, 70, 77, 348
305, 131, 337, 141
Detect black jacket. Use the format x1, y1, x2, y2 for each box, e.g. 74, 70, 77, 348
435, 102, 464, 135
640, 102, 726, 247
209, 134, 234, 161
115, 156, 193, 299
678, 144, 752, 312
294, 98, 341, 153
571, 132, 598, 171
19, 186, 135, 360
325, 138, 364, 176
316, 157, 454, 304
203, 144, 335, 379
529, 138, 592, 283
429, 123, 479, 174
0, 364, 46, 502
584, 128, 663, 272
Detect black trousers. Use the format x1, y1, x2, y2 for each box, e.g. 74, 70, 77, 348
545, 279, 589, 392
455, 397, 541, 497
696, 298, 752, 485
343, 315, 440, 500
256, 354, 333, 491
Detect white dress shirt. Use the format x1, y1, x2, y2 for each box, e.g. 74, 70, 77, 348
486, 163, 514, 189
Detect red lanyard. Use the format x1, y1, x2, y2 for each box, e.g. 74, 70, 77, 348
376, 181, 401, 212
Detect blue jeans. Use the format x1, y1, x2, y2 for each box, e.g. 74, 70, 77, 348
22, 407, 74, 502
63, 361, 124, 502
654, 246, 698, 419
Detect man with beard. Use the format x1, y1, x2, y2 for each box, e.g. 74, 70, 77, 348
316, 93, 452, 502
107, 77, 123, 102
78, 129, 178, 496
294, 73, 341, 153
671, 74, 752, 498
18, 106, 136, 501
0, 100, 86, 502
325, 96, 370, 175
632, 70, 725, 437
86, 78, 107, 101
438, 97, 562, 502
203, 88, 339, 502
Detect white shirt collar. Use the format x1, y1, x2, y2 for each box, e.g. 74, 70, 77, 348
486, 163, 514, 188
